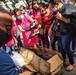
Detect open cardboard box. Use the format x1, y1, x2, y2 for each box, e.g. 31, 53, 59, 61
47, 54, 64, 75
20, 47, 64, 75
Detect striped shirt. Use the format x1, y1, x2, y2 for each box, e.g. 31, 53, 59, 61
42, 8, 54, 30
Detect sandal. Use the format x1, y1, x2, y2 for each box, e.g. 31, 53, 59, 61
66, 64, 75, 71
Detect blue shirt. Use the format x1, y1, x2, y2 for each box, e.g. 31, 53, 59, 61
0, 49, 19, 75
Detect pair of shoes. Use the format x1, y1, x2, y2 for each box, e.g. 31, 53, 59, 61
66, 64, 75, 71
29, 30, 39, 39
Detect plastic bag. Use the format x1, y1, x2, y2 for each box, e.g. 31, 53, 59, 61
11, 51, 25, 73
11, 51, 24, 67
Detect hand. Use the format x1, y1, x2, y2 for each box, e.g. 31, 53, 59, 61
48, 29, 52, 36
37, 24, 41, 29
56, 12, 63, 20
34, 29, 39, 32
15, 40, 18, 46
39, 28, 44, 35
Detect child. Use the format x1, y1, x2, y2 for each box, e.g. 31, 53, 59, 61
14, 8, 39, 48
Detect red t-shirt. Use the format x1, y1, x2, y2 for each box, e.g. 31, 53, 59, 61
42, 8, 54, 30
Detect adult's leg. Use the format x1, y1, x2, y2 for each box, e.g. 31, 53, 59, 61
61, 34, 74, 64
58, 36, 66, 60
44, 29, 49, 48
72, 36, 76, 50
50, 35, 58, 51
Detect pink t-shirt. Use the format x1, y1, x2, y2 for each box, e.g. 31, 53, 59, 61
16, 14, 39, 46
33, 11, 41, 28
33, 11, 41, 24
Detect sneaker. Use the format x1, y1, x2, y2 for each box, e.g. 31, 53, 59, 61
29, 30, 39, 39
26, 21, 38, 31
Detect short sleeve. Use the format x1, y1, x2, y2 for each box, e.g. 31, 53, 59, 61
24, 14, 31, 21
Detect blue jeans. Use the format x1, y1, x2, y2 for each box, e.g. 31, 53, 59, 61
72, 36, 76, 50
61, 34, 74, 64
50, 35, 62, 52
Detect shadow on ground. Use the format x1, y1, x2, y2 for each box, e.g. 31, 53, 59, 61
62, 55, 76, 75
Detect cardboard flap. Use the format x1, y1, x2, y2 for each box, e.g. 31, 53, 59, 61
47, 54, 63, 72
31, 54, 50, 75
20, 71, 33, 75
24, 64, 36, 72
21, 50, 35, 64
40, 59, 50, 75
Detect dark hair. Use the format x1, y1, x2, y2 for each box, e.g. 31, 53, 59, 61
13, 8, 20, 16
29, 1, 32, 5
19, 5, 26, 10
41, 1, 49, 8
52, 0, 62, 4
0, 6, 12, 16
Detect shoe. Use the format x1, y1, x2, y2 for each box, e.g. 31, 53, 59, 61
66, 64, 75, 71
29, 31, 39, 39
26, 21, 38, 31
26, 27, 31, 31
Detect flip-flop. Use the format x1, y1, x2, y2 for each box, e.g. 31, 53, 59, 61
66, 64, 76, 71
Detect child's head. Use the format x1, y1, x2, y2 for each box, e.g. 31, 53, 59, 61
19, 5, 26, 14
14, 8, 24, 21
33, 1, 40, 11
53, 0, 64, 10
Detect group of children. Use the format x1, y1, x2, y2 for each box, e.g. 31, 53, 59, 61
2, 0, 76, 71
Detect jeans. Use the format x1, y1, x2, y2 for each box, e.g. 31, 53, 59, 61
61, 34, 74, 64
72, 36, 76, 50
50, 35, 62, 52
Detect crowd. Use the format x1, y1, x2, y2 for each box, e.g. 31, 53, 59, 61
0, 0, 76, 75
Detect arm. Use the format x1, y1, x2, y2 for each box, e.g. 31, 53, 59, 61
37, 14, 42, 29
18, 25, 25, 32
56, 12, 70, 23
0, 49, 19, 75
60, 16, 70, 23
30, 17, 34, 23
26, 17, 38, 31
48, 24, 53, 36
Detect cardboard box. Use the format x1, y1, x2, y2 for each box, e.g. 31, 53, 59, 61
47, 54, 64, 75
24, 64, 37, 72
21, 49, 35, 64
21, 49, 50, 75
20, 48, 64, 75
31, 54, 50, 75
20, 71, 34, 75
